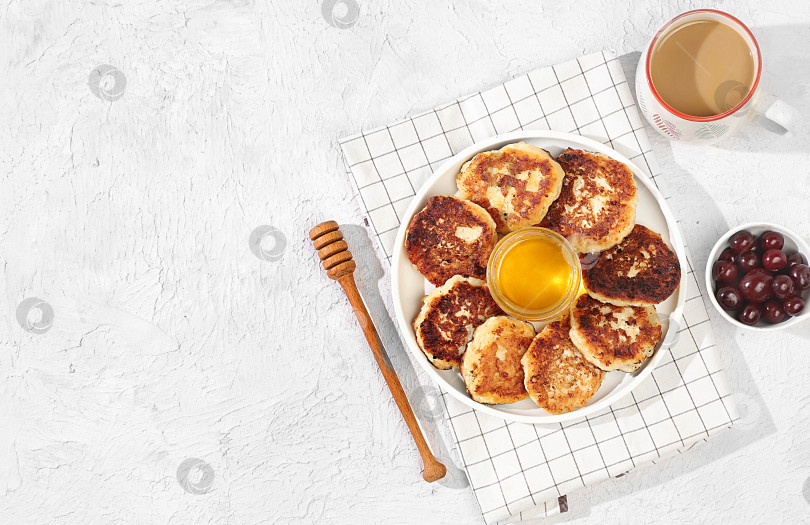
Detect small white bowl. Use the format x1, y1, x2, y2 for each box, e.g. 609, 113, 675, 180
706, 222, 810, 331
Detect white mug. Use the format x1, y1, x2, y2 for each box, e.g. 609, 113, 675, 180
635, 9, 793, 144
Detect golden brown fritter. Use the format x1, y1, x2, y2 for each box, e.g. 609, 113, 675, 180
413, 276, 504, 369
521, 317, 604, 414
457, 142, 565, 232
405, 196, 497, 286
540, 148, 638, 253
569, 294, 662, 372
583, 224, 681, 306
460, 316, 536, 404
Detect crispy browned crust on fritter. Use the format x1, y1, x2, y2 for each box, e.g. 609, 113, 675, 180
582, 224, 681, 306
457, 142, 565, 232
460, 316, 535, 404
569, 294, 662, 372
540, 148, 637, 253
521, 317, 604, 414
413, 276, 504, 369
405, 196, 497, 286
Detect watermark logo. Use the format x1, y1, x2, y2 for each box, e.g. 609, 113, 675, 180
411, 386, 445, 423
657, 313, 682, 351
249, 225, 287, 262
803, 476, 810, 505
407, 388, 469, 491
579, 252, 601, 271
88, 65, 127, 102
321, 0, 360, 29
177, 458, 215, 494
733, 392, 762, 430
16, 297, 54, 334
437, 444, 469, 490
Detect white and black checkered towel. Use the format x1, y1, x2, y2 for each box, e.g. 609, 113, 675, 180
339, 50, 737, 524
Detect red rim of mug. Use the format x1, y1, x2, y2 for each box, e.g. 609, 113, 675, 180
645, 9, 762, 122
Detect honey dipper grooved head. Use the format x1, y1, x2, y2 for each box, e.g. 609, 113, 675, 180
323, 250, 352, 270
313, 230, 343, 250
309, 220, 339, 241
327, 260, 356, 280
317, 240, 347, 261
310, 220, 355, 280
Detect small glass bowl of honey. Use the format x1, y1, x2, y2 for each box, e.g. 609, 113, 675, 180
487, 227, 582, 322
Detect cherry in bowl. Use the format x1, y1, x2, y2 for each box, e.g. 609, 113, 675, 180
716, 287, 743, 311
772, 274, 794, 301
759, 231, 784, 251
736, 251, 759, 274
738, 269, 773, 303
761, 249, 787, 272
762, 300, 786, 324
718, 247, 736, 262
784, 295, 806, 316
712, 261, 738, 284
729, 230, 755, 254
738, 303, 762, 326
789, 264, 810, 290
787, 252, 807, 268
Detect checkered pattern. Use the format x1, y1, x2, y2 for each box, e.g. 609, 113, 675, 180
339, 51, 737, 524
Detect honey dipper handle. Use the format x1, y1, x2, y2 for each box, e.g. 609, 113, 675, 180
337, 273, 447, 483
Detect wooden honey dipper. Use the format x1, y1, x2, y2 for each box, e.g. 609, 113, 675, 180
309, 220, 447, 483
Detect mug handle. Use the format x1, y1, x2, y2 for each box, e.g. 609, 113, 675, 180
756, 94, 795, 132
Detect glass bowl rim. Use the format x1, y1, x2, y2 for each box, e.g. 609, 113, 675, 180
486, 227, 582, 321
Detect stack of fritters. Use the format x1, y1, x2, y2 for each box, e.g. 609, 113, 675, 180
563, 223, 679, 376
404, 141, 682, 414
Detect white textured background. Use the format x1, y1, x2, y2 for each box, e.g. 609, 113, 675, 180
0, 0, 808, 523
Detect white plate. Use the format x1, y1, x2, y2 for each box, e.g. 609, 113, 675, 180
392, 131, 687, 424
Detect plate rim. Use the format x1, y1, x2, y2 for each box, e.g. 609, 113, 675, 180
391, 130, 687, 424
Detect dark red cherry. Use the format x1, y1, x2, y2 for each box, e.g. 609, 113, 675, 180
762, 249, 788, 272
736, 251, 760, 274
788, 264, 810, 290
716, 286, 743, 311
784, 295, 806, 316
762, 300, 786, 324
786, 252, 807, 268
712, 261, 738, 284
718, 247, 736, 262
739, 269, 773, 303
771, 274, 795, 301
758, 231, 784, 251
738, 303, 762, 325
729, 230, 755, 254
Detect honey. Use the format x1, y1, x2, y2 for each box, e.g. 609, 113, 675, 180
498, 237, 572, 310
487, 227, 581, 321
